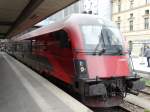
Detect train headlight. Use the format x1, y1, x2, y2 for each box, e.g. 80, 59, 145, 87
74, 60, 88, 76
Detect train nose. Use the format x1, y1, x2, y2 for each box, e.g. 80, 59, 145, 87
84, 55, 130, 79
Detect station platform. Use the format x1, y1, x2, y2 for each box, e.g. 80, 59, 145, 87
0, 52, 92, 112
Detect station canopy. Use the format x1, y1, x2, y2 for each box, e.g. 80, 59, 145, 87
0, 0, 78, 39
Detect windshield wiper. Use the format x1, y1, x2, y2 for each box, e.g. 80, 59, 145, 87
93, 31, 106, 55
115, 46, 123, 55
93, 48, 105, 55
105, 46, 123, 55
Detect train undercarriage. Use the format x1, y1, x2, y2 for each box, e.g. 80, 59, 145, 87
77, 76, 145, 107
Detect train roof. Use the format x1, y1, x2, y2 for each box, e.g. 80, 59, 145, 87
12, 14, 117, 41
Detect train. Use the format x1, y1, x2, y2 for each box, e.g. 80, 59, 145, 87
6, 14, 145, 107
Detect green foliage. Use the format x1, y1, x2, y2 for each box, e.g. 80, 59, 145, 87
144, 110, 150, 112
140, 78, 150, 86
145, 80, 150, 86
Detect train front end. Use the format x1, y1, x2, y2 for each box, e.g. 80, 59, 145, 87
72, 15, 145, 107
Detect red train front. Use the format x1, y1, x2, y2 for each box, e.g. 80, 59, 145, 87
8, 14, 145, 107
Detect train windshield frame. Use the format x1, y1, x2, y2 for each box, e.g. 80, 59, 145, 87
80, 24, 125, 55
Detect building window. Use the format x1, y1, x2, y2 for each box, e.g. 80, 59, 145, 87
145, 10, 149, 14
146, 0, 150, 4
129, 13, 134, 31
64, 9, 69, 17
129, 0, 134, 9
129, 20, 133, 31
130, 13, 133, 18
117, 17, 121, 29
117, 23, 120, 29
118, 0, 121, 12
144, 18, 149, 29
144, 10, 149, 29
73, 2, 79, 13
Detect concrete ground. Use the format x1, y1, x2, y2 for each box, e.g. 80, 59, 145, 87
0, 52, 92, 112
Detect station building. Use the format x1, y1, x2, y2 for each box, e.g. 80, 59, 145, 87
112, 0, 150, 56
37, 0, 112, 25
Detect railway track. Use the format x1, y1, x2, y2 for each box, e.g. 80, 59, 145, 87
94, 72, 150, 112
140, 86, 150, 94
119, 86, 150, 112
92, 100, 146, 112
93, 106, 131, 112
139, 86, 150, 101
120, 101, 145, 112
137, 72, 150, 80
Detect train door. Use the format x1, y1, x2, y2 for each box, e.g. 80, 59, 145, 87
53, 30, 74, 83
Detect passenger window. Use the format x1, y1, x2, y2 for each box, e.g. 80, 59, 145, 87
56, 30, 71, 48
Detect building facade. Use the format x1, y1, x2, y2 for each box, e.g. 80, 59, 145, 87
37, 0, 112, 25
112, 0, 150, 56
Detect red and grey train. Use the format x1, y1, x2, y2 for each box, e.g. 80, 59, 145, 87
6, 14, 144, 107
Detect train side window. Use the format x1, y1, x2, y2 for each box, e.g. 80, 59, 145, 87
32, 40, 37, 52
58, 30, 71, 48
